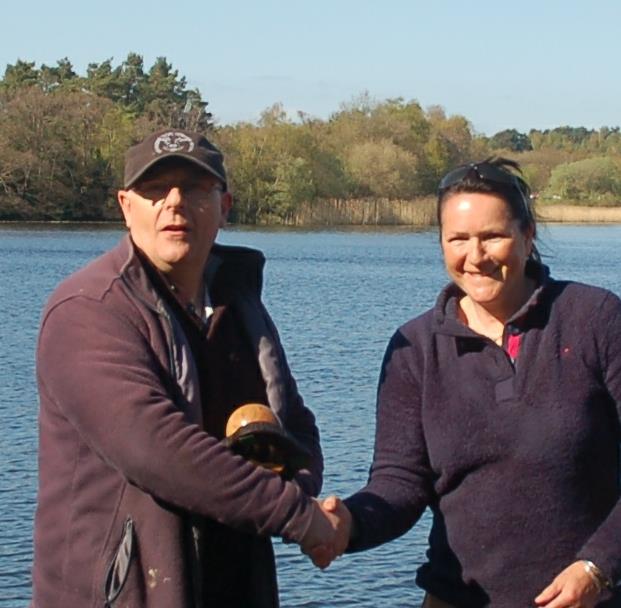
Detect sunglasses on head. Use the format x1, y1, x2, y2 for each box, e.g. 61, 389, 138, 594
439, 162, 525, 194
438, 162, 533, 222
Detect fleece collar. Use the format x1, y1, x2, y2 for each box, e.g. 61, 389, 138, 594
432, 260, 552, 338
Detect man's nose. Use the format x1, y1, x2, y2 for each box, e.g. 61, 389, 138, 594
163, 186, 183, 208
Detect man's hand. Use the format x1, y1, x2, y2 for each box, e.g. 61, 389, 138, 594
300, 495, 353, 569
534, 561, 602, 608
322, 495, 352, 556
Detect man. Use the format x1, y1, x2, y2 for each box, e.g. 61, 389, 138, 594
31, 129, 338, 607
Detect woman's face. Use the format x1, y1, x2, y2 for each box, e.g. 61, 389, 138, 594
440, 191, 533, 317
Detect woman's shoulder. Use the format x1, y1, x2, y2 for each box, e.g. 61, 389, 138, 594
542, 278, 621, 335
547, 277, 621, 308
395, 307, 437, 344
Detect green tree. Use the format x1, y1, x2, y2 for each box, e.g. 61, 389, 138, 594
544, 156, 621, 204
489, 129, 533, 152
530, 126, 594, 151
117, 52, 146, 111
1, 59, 40, 91
85, 58, 124, 101
83, 54, 213, 130
0, 54, 215, 220
216, 103, 347, 222
345, 139, 419, 198
0, 86, 130, 219
39, 58, 78, 92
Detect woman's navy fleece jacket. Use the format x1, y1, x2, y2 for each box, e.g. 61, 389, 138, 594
346, 263, 621, 607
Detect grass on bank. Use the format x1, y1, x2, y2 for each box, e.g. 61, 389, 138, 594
290, 197, 621, 226
536, 201, 621, 223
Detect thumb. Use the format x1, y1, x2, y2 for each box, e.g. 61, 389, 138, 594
322, 495, 341, 513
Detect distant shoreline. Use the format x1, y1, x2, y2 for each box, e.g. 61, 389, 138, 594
2, 204, 621, 227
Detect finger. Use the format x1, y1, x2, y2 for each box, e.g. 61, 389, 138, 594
543, 585, 599, 608
304, 543, 330, 557
308, 544, 335, 569
534, 582, 561, 606
536, 597, 569, 608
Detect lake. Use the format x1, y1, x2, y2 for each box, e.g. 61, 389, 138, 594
2, 223, 621, 607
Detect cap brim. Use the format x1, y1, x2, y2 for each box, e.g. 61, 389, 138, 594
124, 152, 226, 189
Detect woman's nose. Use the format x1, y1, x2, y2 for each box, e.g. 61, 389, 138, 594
466, 239, 486, 263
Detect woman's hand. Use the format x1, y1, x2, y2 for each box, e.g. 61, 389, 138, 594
534, 561, 603, 608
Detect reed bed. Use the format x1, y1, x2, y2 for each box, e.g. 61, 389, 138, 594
536, 204, 621, 223
291, 197, 437, 226
290, 198, 621, 226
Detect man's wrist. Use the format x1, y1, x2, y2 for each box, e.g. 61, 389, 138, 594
582, 559, 613, 593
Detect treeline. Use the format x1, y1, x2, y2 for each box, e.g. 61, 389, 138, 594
2, 56, 621, 223
0, 55, 211, 220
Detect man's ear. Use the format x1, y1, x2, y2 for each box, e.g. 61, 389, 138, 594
117, 190, 132, 228
219, 191, 233, 227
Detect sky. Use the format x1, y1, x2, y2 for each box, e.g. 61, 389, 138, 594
2, 0, 620, 135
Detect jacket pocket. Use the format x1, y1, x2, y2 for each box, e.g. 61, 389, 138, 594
103, 517, 134, 606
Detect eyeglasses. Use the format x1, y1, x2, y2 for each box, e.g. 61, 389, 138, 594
132, 181, 224, 207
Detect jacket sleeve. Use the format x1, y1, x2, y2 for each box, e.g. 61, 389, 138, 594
37, 294, 315, 544
260, 304, 323, 497
575, 291, 621, 588
344, 329, 434, 551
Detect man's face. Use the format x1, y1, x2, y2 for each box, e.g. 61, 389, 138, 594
117, 162, 232, 278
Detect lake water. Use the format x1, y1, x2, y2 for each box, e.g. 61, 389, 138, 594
2, 223, 621, 607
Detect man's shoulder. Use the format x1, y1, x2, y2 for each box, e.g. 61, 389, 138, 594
45, 238, 131, 311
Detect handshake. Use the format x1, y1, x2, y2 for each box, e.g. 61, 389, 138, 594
224, 405, 355, 568
299, 495, 354, 569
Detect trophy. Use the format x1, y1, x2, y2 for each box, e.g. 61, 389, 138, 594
225, 403, 311, 479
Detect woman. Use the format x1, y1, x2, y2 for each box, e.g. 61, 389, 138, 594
319, 159, 621, 607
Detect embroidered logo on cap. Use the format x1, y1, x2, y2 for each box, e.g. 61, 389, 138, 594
153, 131, 195, 154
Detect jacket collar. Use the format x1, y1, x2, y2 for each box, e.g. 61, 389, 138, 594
114, 234, 266, 312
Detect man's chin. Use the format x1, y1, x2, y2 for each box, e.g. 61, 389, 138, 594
160, 242, 191, 259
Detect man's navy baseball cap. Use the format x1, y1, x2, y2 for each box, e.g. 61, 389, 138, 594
123, 128, 227, 189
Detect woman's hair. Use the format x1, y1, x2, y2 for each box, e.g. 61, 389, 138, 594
436, 156, 539, 261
